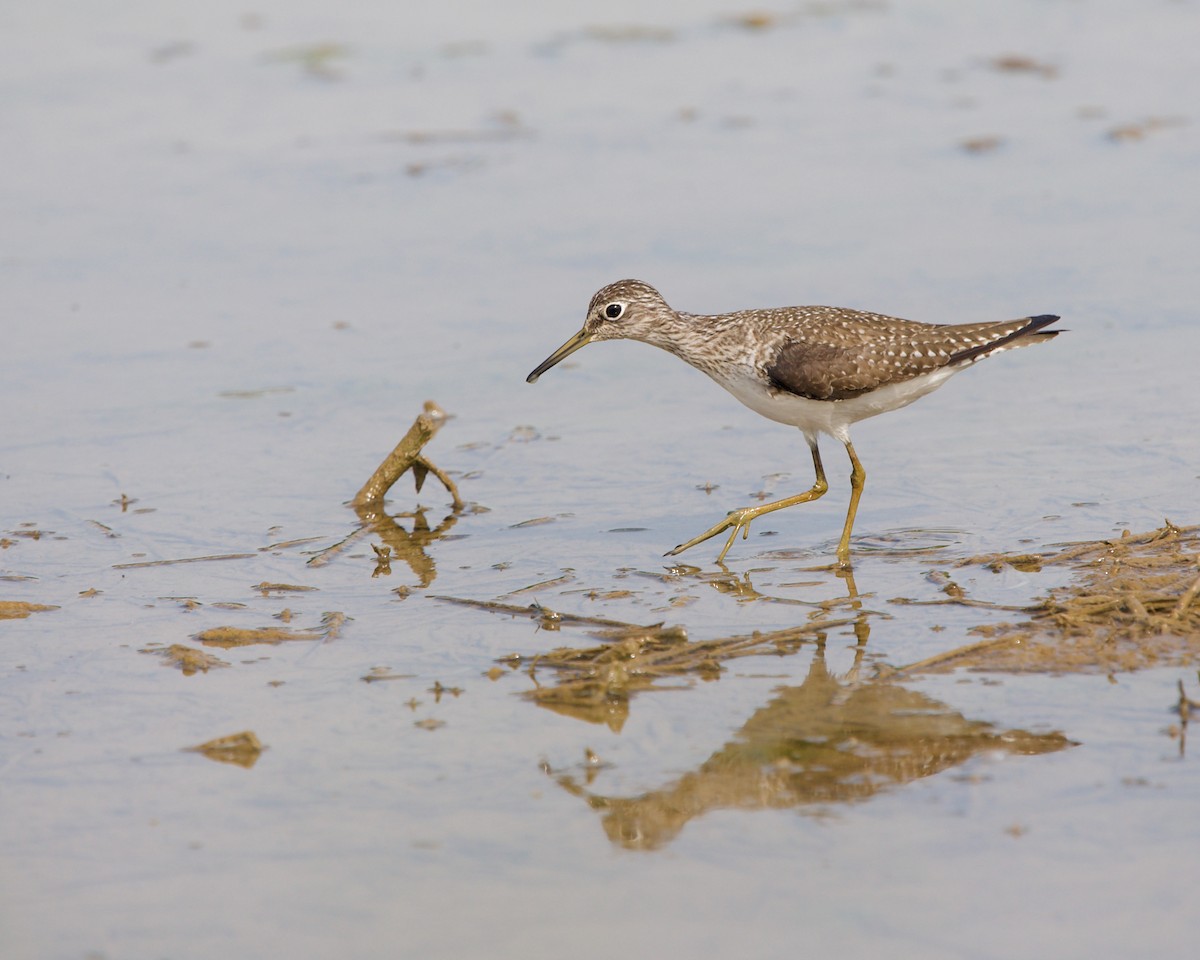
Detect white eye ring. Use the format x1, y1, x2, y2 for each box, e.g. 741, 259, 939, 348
604, 302, 624, 320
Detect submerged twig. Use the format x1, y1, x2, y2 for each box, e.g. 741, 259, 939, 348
883, 635, 1028, 677
114, 552, 257, 570
1172, 571, 1200, 620
431, 595, 645, 629
304, 524, 374, 569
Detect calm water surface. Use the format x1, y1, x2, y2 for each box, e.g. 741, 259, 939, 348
3, 1, 1199, 957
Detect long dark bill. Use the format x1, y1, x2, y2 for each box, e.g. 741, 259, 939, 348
526, 328, 594, 383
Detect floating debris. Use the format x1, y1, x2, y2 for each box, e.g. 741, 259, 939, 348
262, 42, 350, 80
893, 522, 1200, 674
1171, 675, 1200, 757
584, 24, 675, 43
218, 386, 295, 399
141, 644, 230, 675
114, 553, 256, 570
509, 517, 558, 529
185, 731, 265, 768
729, 12, 777, 31
961, 135, 1004, 154
428, 681, 463, 701
261, 536, 326, 551
433, 595, 645, 630
1107, 116, 1185, 143
505, 619, 862, 731
196, 612, 347, 648
989, 54, 1057, 78
361, 667, 415, 683
196, 626, 315, 648
252, 581, 318, 595
506, 571, 576, 595
6, 527, 49, 540
0, 600, 59, 620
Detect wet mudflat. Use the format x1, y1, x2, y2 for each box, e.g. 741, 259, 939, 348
3, 1, 1200, 958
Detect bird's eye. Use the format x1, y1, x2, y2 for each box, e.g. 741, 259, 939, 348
604, 302, 624, 320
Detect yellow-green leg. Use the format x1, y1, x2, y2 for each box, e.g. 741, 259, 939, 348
835, 440, 865, 568
666, 437, 829, 563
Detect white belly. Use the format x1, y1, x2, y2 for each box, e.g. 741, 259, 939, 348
713, 363, 961, 442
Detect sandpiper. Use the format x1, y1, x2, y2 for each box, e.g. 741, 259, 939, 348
527, 280, 1060, 566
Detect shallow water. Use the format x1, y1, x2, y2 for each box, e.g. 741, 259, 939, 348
4, 1, 1200, 957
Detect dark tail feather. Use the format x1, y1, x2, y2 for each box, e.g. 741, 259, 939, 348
950, 313, 1062, 365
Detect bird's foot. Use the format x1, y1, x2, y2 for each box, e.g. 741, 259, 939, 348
807, 556, 854, 573
664, 506, 760, 564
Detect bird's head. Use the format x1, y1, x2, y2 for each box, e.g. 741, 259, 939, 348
526, 279, 674, 383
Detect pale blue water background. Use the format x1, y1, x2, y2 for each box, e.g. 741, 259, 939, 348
3, 1, 1199, 957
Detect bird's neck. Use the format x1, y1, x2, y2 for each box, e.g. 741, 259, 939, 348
641, 311, 743, 378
